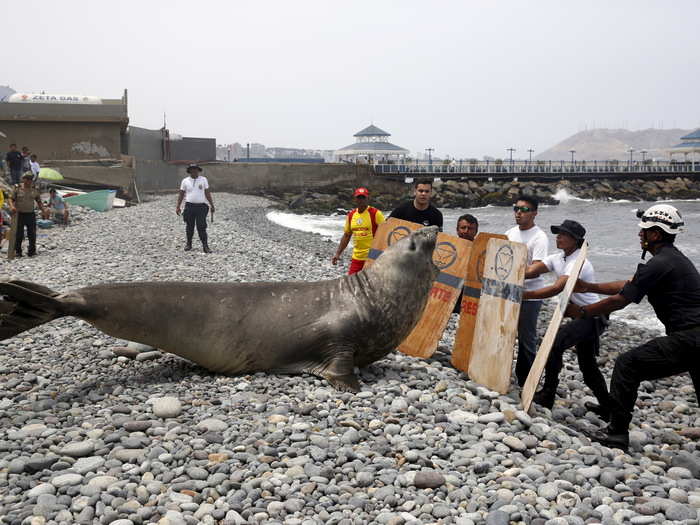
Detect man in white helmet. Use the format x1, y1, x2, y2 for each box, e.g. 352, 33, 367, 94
567, 204, 700, 451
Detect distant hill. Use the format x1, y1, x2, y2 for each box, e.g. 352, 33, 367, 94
535, 128, 694, 161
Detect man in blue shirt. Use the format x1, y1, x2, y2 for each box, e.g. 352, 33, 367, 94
5, 144, 23, 185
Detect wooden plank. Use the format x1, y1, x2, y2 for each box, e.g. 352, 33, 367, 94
451, 232, 508, 374
521, 241, 589, 412
7, 212, 18, 261
468, 238, 527, 394
397, 233, 471, 358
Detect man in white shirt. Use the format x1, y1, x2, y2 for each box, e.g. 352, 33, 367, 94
506, 194, 549, 386
29, 155, 40, 183
175, 164, 215, 253
522, 220, 610, 415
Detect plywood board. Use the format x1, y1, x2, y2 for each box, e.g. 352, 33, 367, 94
365, 218, 472, 358
451, 232, 508, 373
467, 238, 527, 394
398, 234, 471, 358
521, 241, 589, 412
7, 212, 18, 261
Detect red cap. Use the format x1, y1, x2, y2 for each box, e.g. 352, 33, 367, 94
353, 187, 369, 197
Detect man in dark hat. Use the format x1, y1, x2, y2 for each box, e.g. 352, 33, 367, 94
175, 164, 215, 253
521, 219, 611, 414
332, 187, 385, 274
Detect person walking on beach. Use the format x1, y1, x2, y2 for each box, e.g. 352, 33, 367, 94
567, 204, 700, 451
10, 172, 45, 257
332, 187, 386, 274
506, 194, 548, 386
389, 179, 443, 230
5, 144, 23, 185
522, 220, 610, 412
176, 164, 215, 253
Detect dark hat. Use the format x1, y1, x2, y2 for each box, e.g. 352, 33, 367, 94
186, 163, 202, 173
551, 219, 586, 240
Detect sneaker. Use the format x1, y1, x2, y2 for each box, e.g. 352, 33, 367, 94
184, 244, 192, 252
585, 426, 629, 451
584, 401, 611, 422
202, 244, 212, 254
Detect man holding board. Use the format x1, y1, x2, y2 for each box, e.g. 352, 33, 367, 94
521, 220, 611, 413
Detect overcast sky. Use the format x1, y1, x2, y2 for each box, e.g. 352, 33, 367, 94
3, 0, 699, 158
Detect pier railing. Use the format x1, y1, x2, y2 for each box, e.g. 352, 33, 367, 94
372, 160, 700, 180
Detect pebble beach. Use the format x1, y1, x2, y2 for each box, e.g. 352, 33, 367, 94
1, 194, 700, 525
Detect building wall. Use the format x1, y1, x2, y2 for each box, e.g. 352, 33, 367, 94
125, 126, 164, 161
0, 121, 123, 160
169, 137, 216, 162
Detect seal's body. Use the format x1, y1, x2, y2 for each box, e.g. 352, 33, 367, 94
0, 227, 438, 391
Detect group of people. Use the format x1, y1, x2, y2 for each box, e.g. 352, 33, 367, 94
2, 143, 70, 258
334, 179, 700, 451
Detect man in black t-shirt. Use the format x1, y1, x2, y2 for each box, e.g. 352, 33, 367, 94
5, 144, 23, 185
567, 204, 700, 451
389, 179, 443, 230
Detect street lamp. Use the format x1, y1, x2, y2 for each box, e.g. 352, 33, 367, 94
425, 148, 434, 168
641, 149, 647, 162
628, 148, 634, 170
507, 148, 516, 172
569, 150, 575, 172
527, 149, 534, 162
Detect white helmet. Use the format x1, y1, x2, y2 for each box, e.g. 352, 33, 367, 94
637, 204, 685, 235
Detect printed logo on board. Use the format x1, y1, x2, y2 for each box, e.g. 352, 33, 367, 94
432, 241, 457, 270
386, 226, 412, 246
494, 244, 514, 280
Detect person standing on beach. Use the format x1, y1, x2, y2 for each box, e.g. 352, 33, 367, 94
567, 204, 700, 451
5, 144, 23, 185
332, 187, 386, 274
175, 164, 215, 253
389, 179, 443, 230
506, 194, 548, 386
29, 154, 40, 183
10, 172, 45, 257
522, 220, 610, 412
453, 213, 479, 314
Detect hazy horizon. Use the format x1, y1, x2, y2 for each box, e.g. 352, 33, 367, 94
3, 0, 699, 159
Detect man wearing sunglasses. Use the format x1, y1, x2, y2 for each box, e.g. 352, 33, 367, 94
506, 194, 549, 386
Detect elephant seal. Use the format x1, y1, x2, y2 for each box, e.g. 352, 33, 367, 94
0, 227, 438, 391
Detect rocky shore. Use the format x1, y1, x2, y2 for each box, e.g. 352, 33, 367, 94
1, 194, 699, 525
261, 176, 700, 214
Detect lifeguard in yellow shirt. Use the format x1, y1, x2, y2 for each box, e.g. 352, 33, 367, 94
332, 187, 385, 275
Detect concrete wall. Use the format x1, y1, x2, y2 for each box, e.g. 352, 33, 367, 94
125, 126, 164, 161
170, 137, 216, 162
0, 121, 123, 160
0, 101, 128, 123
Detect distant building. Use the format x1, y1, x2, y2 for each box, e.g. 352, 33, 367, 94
670, 128, 700, 165
335, 124, 409, 163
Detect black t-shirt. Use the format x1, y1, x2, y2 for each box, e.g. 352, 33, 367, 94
621, 243, 700, 334
5, 151, 22, 170
389, 201, 443, 230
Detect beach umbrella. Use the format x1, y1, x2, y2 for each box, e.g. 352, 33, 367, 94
38, 168, 63, 181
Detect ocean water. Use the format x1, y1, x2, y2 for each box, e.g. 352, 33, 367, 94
267, 191, 700, 333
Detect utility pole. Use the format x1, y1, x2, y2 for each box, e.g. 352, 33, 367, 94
507, 148, 515, 172
527, 149, 534, 163
425, 148, 434, 168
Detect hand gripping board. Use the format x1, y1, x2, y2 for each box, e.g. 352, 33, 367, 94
467, 238, 527, 394
521, 241, 589, 412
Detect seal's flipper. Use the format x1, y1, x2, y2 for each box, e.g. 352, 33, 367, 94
315, 350, 361, 393
0, 281, 65, 340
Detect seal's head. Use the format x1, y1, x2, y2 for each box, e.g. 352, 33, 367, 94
372, 226, 439, 281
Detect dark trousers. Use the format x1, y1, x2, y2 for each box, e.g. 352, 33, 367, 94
609, 327, 700, 433
516, 300, 543, 386
15, 212, 37, 256
183, 202, 209, 245
541, 316, 610, 406
9, 168, 22, 185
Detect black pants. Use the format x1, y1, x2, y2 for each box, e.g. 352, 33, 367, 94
609, 326, 700, 433
541, 316, 610, 406
15, 212, 37, 256
183, 202, 208, 245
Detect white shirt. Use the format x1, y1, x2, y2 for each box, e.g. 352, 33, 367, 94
506, 225, 548, 295
543, 249, 599, 306
30, 160, 40, 177
180, 175, 209, 204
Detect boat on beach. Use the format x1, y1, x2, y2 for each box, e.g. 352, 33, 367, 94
57, 188, 126, 211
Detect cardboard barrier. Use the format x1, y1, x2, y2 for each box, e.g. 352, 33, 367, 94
468, 238, 527, 394
521, 242, 589, 412
451, 232, 508, 373
7, 212, 18, 261
365, 218, 471, 358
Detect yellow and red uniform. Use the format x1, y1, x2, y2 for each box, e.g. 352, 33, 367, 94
345, 206, 385, 273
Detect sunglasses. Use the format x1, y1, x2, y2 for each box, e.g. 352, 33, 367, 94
513, 205, 533, 213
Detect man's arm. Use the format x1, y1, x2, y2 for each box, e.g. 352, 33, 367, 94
332, 232, 353, 265
204, 189, 215, 213
524, 260, 549, 280
523, 275, 568, 300
565, 293, 631, 319
575, 279, 628, 295
175, 190, 185, 215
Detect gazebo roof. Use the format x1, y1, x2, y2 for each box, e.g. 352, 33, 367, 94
354, 124, 390, 137
671, 141, 700, 150
680, 128, 700, 141
335, 141, 409, 155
